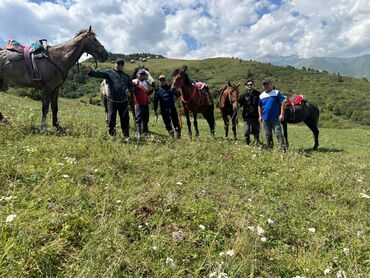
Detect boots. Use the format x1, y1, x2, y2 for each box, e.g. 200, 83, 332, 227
136, 123, 142, 139
266, 134, 274, 149
245, 135, 250, 145
175, 128, 181, 139
143, 122, 149, 135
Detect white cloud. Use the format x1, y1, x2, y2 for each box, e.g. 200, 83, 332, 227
0, 0, 370, 59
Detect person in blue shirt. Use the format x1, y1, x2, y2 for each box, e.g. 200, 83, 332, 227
154, 75, 181, 138
258, 80, 286, 151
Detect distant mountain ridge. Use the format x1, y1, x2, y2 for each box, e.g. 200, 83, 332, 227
257, 54, 370, 79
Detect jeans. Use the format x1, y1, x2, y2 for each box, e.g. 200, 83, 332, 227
244, 118, 260, 144
262, 119, 286, 150
135, 104, 149, 134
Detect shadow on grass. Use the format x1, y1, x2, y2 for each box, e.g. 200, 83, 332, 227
296, 147, 344, 154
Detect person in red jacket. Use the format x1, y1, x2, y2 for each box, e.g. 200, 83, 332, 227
132, 69, 154, 138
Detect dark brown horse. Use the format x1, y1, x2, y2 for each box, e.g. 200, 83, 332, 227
171, 66, 215, 138
218, 81, 240, 140
0, 26, 108, 132
282, 95, 320, 150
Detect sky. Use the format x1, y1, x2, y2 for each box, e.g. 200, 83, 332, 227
1, 0, 370, 60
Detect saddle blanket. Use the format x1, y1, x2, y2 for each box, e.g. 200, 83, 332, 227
286, 95, 305, 106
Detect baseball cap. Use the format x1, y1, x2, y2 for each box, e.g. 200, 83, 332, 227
115, 59, 125, 65
262, 79, 271, 84
159, 74, 166, 80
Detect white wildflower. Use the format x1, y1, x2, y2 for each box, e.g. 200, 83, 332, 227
359, 193, 370, 199
247, 226, 255, 231
267, 218, 275, 225
357, 179, 362, 183
199, 224, 205, 231
4, 196, 14, 201
155, 183, 161, 187
336, 270, 347, 278
57, 163, 65, 166
343, 247, 350, 256
209, 272, 217, 278
323, 268, 332, 275
94, 169, 98, 172
64, 157, 77, 164
176, 181, 183, 185
165, 257, 174, 267
6, 214, 16, 223
292, 276, 304, 278
218, 273, 228, 278
219, 252, 224, 257
226, 250, 234, 257
308, 228, 316, 233
61, 174, 70, 178
116, 200, 122, 204
252, 154, 257, 160
260, 237, 267, 242
138, 225, 143, 229
257, 226, 265, 235
152, 246, 158, 251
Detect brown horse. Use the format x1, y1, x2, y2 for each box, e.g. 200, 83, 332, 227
218, 81, 240, 141
0, 26, 108, 132
171, 66, 215, 138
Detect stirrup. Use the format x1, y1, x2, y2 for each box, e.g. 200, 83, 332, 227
32, 70, 41, 81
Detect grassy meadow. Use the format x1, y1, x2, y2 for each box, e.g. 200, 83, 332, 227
0, 92, 369, 277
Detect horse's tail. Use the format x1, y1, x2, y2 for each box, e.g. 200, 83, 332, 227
100, 80, 108, 112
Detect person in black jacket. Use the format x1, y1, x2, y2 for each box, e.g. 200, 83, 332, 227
154, 75, 181, 138
86, 59, 133, 138
238, 79, 261, 145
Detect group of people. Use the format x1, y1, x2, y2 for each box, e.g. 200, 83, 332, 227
86, 59, 181, 139
239, 79, 286, 151
86, 59, 286, 151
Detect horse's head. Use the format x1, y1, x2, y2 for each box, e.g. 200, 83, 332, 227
171, 66, 191, 92
226, 81, 240, 111
78, 26, 108, 62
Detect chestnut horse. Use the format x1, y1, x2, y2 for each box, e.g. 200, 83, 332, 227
171, 66, 215, 138
218, 81, 240, 140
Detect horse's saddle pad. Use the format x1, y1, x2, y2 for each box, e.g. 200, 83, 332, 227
286, 95, 305, 106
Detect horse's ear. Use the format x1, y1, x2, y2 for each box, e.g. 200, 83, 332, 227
181, 65, 188, 73
88, 26, 92, 32
228, 81, 232, 87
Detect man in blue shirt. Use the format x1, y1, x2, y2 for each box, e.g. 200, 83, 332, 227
154, 74, 181, 138
258, 80, 286, 151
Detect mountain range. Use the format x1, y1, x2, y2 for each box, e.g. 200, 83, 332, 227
257, 54, 370, 79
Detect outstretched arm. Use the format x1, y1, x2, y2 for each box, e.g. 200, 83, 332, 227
85, 68, 110, 79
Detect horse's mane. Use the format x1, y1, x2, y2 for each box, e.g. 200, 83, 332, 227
75, 29, 95, 37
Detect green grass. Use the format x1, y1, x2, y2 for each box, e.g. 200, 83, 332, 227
0, 93, 369, 277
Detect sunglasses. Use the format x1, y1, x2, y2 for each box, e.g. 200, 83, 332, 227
246, 83, 253, 86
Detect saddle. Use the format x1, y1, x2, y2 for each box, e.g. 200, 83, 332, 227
194, 82, 212, 106
285, 95, 309, 123
5, 39, 48, 81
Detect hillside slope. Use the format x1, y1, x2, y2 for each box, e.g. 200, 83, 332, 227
0, 93, 369, 277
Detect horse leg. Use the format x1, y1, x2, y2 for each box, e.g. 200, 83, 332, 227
51, 89, 63, 131
282, 121, 289, 149
210, 107, 215, 137
41, 92, 50, 133
304, 117, 319, 150
222, 114, 229, 138
185, 110, 192, 139
193, 112, 199, 137
232, 115, 237, 141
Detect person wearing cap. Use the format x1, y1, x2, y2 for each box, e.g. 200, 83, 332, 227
132, 68, 155, 138
258, 79, 287, 151
86, 59, 133, 138
153, 75, 181, 138
238, 79, 261, 145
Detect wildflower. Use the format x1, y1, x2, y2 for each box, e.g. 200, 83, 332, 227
359, 193, 370, 199
260, 237, 267, 242
336, 270, 347, 278
138, 225, 143, 229
247, 226, 255, 231
226, 250, 234, 257
343, 247, 350, 256
61, 174, 70, 178
357, 178, 362, 183
152, 246, 158, 251
308, 227, 316, 233
199, 224, 205, 231
116, 200, 122, 204
323, 268, 332, 275
64, 157, 77, 164
165, 257, 174, 267
6, 214, 16, 223
218, 273, 228, 278
209, 272, 217, 278
4, 196, 14, 202
57, 162, 65, 166
267, 218, 275, 225
252, 154, 257, 160
219, 252, 224, 257
172, 230, 185, 242
256, 226, 265, 235
176, 181, 183, 185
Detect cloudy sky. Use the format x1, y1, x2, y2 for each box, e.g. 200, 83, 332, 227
1, 0, 369, 60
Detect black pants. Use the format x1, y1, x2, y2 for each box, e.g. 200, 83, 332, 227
135, 104, 149, 134
244, 118, 260, 144
107, 100, 129, 137
161, 106, 180, 133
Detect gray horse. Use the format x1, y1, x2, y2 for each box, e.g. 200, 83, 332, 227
0, 26, 108, 132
